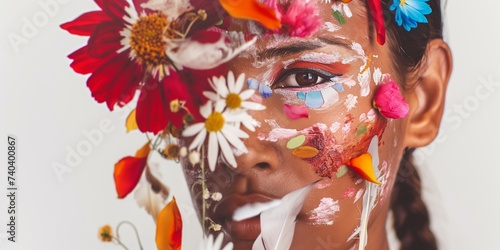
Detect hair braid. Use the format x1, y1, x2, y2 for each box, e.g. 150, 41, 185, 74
390, 148, 438, 250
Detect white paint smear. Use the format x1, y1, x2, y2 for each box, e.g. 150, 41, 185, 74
309, 197, 340, 225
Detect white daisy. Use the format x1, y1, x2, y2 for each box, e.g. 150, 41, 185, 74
182, 101, 250, 171
204, 71, 266, 113
203, 71, 265, 131
199, 233, 233, 250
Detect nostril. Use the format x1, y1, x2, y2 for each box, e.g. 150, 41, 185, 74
255, 162, 271, 169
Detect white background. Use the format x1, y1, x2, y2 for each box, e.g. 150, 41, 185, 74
1, 1, 499, 250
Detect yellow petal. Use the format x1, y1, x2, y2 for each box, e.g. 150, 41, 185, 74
347, 153, 381, 184
219, 0, 281, 30
126, 109, 138, 133
156, 197, 182, 250
292, 146, 319, 158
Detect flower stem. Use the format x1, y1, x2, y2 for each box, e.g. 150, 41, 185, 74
201, 146, 207, 237
116, 221, 144, 250
113, 237, 130, 250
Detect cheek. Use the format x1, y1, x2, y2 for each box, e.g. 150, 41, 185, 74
255, 100, 387, 179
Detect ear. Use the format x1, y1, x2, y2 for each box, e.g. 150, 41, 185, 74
404, 39, 453, 148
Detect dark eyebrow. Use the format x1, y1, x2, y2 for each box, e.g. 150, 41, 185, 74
257, 37, 353, 61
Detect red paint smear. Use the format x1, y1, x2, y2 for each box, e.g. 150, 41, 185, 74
303, 118, 387, 179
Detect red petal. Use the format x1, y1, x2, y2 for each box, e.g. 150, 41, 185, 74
136, 76, 171, 133
87, 51, 143, 110
114, 143, 150, 199
366, 0, 386, 45
179, 66, 228, 123
60, 11, 112, 36
88, 22, 124, 58
95, 0, 131, 23
190, 30, 223, 44
68, 46, 111, 74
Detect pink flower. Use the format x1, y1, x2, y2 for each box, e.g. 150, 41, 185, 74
373, 81, 409, 119
263, 0, 322, 38
281, 0, 322, 37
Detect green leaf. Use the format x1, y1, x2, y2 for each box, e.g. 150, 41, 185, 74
286, 135, 306, 149
332, 10, 346, 25
336, 165, 349, 178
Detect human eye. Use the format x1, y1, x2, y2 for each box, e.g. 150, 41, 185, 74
273, 68, 342, 89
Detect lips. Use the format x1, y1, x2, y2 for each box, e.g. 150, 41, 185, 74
213, 193, 276, 241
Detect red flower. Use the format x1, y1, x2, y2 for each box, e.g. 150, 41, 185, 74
114, 142, 151, 199
373, 80, 409, 119
61, 0, 226, 133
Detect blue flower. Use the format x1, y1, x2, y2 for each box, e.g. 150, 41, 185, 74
390, 0, 432, 31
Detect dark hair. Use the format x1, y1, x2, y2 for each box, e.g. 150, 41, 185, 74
381, 0, 443, 249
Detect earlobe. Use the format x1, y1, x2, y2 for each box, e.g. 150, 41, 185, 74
404, 39, 453, 148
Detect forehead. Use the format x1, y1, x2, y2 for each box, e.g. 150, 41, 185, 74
228, 1, 372, 58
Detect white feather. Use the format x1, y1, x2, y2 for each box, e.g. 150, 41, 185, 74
252, 181, 317, 250
357, 136, 380, 250
233, 200, 281, 222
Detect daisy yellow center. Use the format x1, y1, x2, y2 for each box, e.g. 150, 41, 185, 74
130, 13, 169, 66
226, 93, 242, 110
400, 0, 407, 5
205, 112, 225, 133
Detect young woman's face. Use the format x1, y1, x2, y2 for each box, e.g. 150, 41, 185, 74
181, 1, 408, 248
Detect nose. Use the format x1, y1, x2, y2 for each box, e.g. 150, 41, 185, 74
234, 131, 281, 174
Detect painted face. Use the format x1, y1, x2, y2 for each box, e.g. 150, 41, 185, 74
180, 1, 408, 249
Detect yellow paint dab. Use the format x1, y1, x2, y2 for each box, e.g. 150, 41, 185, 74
292, 146, 319, 158
360, 53, 373, 75
347, 153, 380, 184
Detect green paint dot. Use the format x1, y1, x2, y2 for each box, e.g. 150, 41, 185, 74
356, 123, 368, 137
286, 135, 306, 149
332, 10, 346, 25
336, 165, 349, 178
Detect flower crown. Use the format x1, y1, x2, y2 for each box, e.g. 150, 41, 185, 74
61, 0, 431, 249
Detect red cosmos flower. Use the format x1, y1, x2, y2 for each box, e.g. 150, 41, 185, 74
61, 0, 236, 133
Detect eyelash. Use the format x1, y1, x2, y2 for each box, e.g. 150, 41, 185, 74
273, 68, 342, 89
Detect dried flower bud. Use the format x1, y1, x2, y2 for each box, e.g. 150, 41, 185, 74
189, 151, 200, 165
203, 188, 210, 200
179, 147, 187, 157
211, 223, 221, 231
98, 225, 113, 242
170, 99, 181, 113
211, 192, 222, 201
163, 144, 180, 160
197, 9, 207, 21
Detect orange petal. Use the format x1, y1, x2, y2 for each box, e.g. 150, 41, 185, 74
347, 153, 381, 184
113, 142, 151, 198
292, 146, 319, 158
156, 197, 182, 250
126, 109, 138, 133
135, 141, 151, 158
219, 0, 281, 30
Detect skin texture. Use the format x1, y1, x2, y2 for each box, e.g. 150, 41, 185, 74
180, 1, 452, 249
